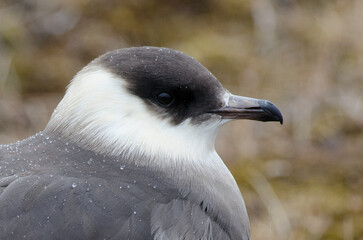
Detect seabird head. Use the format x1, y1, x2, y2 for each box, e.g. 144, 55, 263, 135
45, 47, 282, 165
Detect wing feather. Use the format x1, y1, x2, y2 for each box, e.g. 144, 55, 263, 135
151, 199, 230, 240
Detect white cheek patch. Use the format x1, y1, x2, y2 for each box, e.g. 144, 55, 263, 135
45, 66, 223, 169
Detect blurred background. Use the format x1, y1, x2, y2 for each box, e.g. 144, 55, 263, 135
0, 0, 362, 239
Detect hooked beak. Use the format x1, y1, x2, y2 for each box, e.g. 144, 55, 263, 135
209, 94, 283, 124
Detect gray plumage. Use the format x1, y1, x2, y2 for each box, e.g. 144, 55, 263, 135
0, 46, 282, 240
0, 132, 243, 239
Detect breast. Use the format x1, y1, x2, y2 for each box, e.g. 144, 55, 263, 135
0, 132, 250, 239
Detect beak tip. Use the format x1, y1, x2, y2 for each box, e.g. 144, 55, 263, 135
276, 109, 283, 125
275, 108, 283, 125
258, 100, 283, 125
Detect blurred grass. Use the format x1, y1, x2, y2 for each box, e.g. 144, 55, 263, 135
0, 0, 362, 239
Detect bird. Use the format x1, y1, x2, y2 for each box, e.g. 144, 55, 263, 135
0, 46, 283, 240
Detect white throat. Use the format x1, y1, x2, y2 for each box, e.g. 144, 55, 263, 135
45, 66, 225, 169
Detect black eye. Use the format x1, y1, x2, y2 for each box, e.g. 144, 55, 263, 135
156, 92, 174, 106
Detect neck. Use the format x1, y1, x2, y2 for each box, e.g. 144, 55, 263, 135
37, 130, 249, 238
